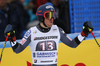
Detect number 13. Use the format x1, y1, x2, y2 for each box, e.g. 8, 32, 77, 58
40, 41, 54, 51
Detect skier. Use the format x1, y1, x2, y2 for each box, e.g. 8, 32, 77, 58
4, 4, 93, 66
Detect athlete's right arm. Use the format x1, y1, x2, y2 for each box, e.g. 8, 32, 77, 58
4, 25, 31, 53
11, 29, 31, 53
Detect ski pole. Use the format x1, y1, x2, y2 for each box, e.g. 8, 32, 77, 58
89, 29, 100, 48
0, 33, 10, 63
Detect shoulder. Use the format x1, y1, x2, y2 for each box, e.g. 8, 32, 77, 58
52, 24, 58, 28
51, 25, 59, 30
23, 26, 36, 38
51, 25, 65, 33
30, 26, 37, 30
24, 29, 31, 38
52, 25, 64, 31
58, 27, 66, 34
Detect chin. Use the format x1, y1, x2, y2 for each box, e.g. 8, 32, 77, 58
48, 25, 52, 27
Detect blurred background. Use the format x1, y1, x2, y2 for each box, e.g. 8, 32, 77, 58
0, 0, 100, 41
0, 0, 100, 66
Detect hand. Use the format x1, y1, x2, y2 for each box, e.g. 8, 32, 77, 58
81, 21, 94, 37
4, 24, 16, 41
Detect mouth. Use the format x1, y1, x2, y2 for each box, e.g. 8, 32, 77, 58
50, 21, 53, 23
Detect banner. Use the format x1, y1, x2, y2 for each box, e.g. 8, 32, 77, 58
0, 39, 100, 66
58, 39, 100, 66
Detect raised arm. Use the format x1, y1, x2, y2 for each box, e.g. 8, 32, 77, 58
59, 21, 94, 48
4, 24, 31, 53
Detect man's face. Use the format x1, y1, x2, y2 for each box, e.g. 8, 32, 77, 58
43, 11, 56, 27
44, 18, 54, 28
0, 0, 7, 9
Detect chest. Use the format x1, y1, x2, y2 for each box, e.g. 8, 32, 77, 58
29, 26, 60, 51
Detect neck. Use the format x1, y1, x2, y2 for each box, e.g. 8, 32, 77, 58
40, 22, 49, 28
36, 23, 51, 33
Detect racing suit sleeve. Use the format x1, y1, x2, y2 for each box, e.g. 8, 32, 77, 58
59, 27, 85, 48
10, 29, 31, 53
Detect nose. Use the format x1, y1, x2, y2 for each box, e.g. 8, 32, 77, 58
50, 18, 54, 21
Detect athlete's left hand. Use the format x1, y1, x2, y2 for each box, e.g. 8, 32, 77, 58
81, 21, 94, 37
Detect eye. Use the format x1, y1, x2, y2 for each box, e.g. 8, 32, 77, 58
45, 13, 49, 18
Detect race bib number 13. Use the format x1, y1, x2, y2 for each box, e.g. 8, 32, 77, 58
36, 40, 57, 51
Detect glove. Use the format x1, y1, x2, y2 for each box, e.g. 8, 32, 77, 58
81, 21, 94, 37
4, 24, 16, 42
